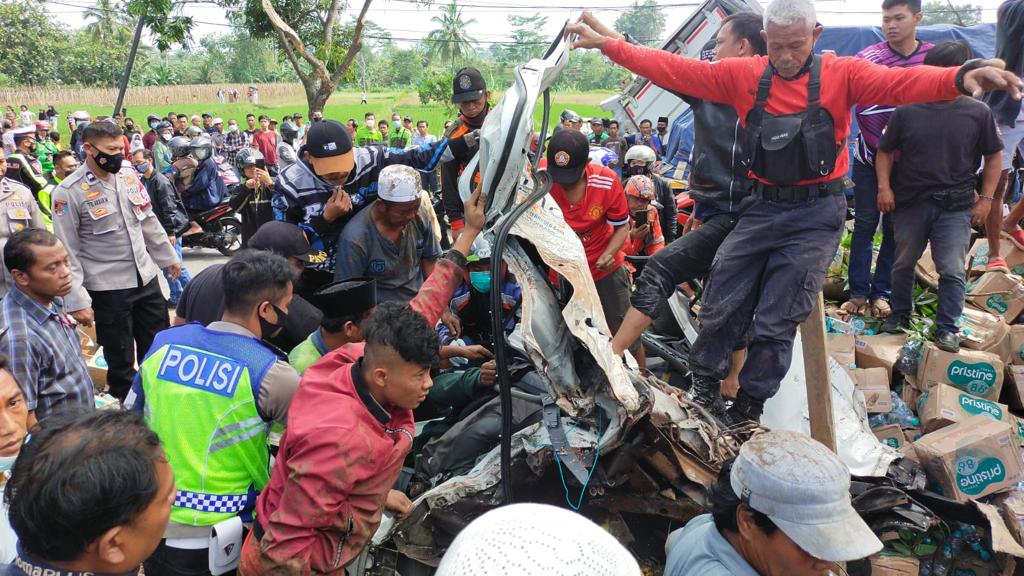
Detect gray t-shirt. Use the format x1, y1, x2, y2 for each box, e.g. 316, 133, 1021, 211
334, 199, 442, 303
664, 514, 759, 576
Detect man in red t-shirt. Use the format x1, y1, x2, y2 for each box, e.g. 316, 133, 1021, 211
251, 115, 280, 174
568, 0, 1021, 426
542, 130, 637, 356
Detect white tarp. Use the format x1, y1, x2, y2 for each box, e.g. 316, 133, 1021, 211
762, 332, 900, 477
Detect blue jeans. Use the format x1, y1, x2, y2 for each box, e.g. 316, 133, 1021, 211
164, 238, 192, 304
848, 159, 895, 301
891, 201, 971, 335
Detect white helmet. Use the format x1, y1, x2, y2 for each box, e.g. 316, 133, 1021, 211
434, 503, 642, 576
624, 145, 657, 166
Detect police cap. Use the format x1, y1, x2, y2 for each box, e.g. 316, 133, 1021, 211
452, 67, 487, 104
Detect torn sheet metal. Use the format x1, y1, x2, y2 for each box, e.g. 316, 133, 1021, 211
507, 188, 641, 414
762, 332, 900, 477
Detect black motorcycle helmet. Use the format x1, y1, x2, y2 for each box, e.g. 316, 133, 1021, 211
235, 147, 265, 173
167, 136, 193, 160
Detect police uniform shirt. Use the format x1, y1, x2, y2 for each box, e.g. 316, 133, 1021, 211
51, 163, 179, 312
0, 178, 45, 298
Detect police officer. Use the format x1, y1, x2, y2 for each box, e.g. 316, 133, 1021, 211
0, 155, 45, 298
125, 249, 301, 576
570, 0, 1023, 426
439, 66, 490, 237
6, 126, 49, 225
51, 121, 180, 401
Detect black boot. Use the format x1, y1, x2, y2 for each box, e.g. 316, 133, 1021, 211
689, 374, 726, 420
721, 389, 764, 428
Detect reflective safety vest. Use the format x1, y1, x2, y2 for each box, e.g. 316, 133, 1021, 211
139, 323, 279, 527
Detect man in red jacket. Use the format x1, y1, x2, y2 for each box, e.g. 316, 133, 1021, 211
239, 187, 486, 575
567, 0, 1021, 427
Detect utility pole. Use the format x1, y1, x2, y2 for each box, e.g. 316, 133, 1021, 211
113, 17, 145, 117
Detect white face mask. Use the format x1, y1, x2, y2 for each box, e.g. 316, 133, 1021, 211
160, 132, 172, 141
366, 119, 376, 128
228, 125, 238, 132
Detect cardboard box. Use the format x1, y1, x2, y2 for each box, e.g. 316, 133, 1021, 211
912, 415, 1024, 502
917, 383, 1013, 434
968, 238, 1024, 277
1004, 366, 1024, 410
870, 554, 920, 576
855, 333, 907, 383
1010, 326, 1024, 366
903, 426, 922, 443
851, 367, 892, 413
825, 332, 856, 371
997, 491, 1024, 549
873, 424, 905, 450
917, 343, 1005, 401
960, 307, 1012, 360
968, 272, 1024, 321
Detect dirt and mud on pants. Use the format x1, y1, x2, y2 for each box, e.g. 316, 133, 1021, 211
687, 193, 846, 402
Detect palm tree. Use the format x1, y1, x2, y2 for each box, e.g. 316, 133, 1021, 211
84, 0, 132, 42
425, 0, 478, 71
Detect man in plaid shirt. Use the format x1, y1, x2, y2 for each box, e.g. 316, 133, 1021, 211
0, 229, 92, 421
221, 118, 248, 168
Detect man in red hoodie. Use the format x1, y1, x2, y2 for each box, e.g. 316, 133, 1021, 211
239, 186, 486, 575
567, 0, 1021, 427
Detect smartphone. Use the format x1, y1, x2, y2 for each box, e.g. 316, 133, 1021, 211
255, 159, 266, 169
633, 210, 648, 227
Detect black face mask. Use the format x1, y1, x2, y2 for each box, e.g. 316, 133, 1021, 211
258, 303, 288, 339
92, 150, 123, 174
627, 165, 649, 177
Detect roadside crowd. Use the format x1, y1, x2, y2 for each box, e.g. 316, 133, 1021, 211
0, 0, 1018, 573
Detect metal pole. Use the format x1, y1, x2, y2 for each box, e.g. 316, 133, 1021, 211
113, 17, 146, 117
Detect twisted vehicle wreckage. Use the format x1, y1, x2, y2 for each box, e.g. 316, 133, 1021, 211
351, 24, 1024, 576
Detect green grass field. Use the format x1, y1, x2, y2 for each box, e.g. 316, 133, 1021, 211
57, 90, 613, 140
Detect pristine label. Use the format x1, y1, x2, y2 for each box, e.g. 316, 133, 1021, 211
157, 345, 244, 398
956, 455, 1006, 496
948, 361, 997, 396
958, 394, 1003, 420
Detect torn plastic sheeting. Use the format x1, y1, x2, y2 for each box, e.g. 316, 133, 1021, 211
762, 332, 900, 477
508, 189, 641, 414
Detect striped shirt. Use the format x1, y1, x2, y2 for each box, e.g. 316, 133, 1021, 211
0, 287, 93, 419
854, 40, 934, 165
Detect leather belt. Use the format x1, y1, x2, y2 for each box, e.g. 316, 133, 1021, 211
755, 179, 846, 203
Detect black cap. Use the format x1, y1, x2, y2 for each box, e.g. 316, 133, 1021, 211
249, 221, 324, 263
310, 278, 378, 318
452, 67, 487, 103
601, 118, 612, 128
305, 120, 355, 175
202, 112, 212, 118
545, 129, 589, 185
657, 116, 669, 124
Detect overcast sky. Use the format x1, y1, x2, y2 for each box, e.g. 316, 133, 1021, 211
46, 0, 1004, 47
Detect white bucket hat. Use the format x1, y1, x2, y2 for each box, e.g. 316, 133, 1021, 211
434, 503, 642, 576
377, 164, 422, 203
731, 430, 883, 563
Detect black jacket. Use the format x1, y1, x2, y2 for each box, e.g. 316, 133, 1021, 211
145, 171, 189, 236
686, 98, 753, 214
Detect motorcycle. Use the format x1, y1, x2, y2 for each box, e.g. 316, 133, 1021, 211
181, 201, 243, 256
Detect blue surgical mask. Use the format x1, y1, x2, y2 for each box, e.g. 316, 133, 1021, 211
469, 271, 492, 293
134, 162, 150, 175
392, 120, 401, 130
149, 122, 159, 130
0, 454, 17, 473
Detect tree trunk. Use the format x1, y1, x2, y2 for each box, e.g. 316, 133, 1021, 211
302, 76, 334, 117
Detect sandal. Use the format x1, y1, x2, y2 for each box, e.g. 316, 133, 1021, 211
838, 297, 870, 321
1005, 229, 1024, 252
987, 256, 1010, 273
871, 298, 892, 319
